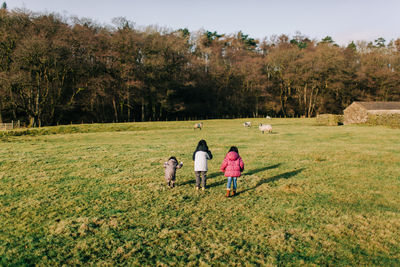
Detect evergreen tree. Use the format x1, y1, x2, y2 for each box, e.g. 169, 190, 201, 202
347, 41, 357, 51
319, 36, 335, 44
374, 37, 385, 48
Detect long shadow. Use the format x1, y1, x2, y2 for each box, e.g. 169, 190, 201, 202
208, 164, 282, 188
236, 168, 305, 196
207, 172, 223, 179
244, 163, 281, 176
206, 172, 226, 188
179, 164, 281, 187
179, 180, 195, 186
207, 179, 226, 188
179, 172, 223, 186
207, 164, 281, 188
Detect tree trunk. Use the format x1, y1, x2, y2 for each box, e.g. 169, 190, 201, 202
29, 116, 34, 127
255, 96, 259, 117
34, 88, 40, 127
151, 103, 155, 121
127, 93, 131, 122
120, 101, 124, 122
112, 98, 118, 122
9, 86, 16, 120
310, 87, 319, 117
280, 92, 287, 118
28, 115, 40, 127
141, 98, 145, 122
307, 86, 314, 118
304, 84, 307, 117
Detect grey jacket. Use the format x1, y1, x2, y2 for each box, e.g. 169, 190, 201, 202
164, 159, 183, 181
194, 151, 211, 172
192, 141, 213, 172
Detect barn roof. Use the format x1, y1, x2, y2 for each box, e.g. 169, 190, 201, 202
355, 101, 400, 110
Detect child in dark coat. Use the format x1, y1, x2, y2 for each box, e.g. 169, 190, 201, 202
163, 156, 183, 188
220, 146, 244, 197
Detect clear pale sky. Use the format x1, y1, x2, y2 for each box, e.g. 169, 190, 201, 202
5, 0, 400, 46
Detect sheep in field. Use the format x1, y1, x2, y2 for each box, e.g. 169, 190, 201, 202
266, 115, 271, 119
243, 121, 252, 128
193, 122, 203, 130
259, 123, 272, 134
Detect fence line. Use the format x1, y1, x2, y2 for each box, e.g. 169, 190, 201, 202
0, 120, 20, 131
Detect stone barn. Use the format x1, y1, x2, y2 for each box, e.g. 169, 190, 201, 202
343, 101, 400, 125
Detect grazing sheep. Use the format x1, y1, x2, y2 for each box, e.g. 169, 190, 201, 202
258, 123, 272, 134
266, 115, 271, 119
243, 121, 252, 128
194, 122, 203, 130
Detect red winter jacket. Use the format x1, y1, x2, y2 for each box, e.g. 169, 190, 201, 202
220, 151, 244, 177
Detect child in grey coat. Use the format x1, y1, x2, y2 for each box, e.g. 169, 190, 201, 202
163, 156, 183, 188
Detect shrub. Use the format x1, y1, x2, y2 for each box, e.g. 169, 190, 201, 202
366, 114, 400, 128
316, 114, 343, 126
0, 122, 170, 139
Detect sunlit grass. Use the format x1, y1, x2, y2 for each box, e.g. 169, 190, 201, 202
1, 119, 399, 265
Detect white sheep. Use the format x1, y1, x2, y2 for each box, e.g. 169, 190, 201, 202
266, 115, 271, 119
243, 121, 252, 128
193, 122, 203, 130
259, 123, 272, 134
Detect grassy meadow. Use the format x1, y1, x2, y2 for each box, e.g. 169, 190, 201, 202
1, 118, 399, 266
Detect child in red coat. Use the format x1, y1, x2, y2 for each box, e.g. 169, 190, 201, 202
220, 146, 244, 197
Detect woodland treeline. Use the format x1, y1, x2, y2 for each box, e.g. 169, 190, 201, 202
1, 7, 400, 126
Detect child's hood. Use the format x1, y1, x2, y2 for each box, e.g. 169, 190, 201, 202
226, 151, 239, 161
167, 158, 178, 165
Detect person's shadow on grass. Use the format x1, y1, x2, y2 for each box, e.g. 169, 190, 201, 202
179, 171, 224, 186
243, 163, 281, 176
236, 168, 305, 196
207, 163, 282, 188
179, 163, 284, 188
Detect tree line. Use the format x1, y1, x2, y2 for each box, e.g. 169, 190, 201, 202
1, 7, 399, 126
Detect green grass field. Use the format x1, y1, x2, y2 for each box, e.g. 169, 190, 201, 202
1, 119, 399, 266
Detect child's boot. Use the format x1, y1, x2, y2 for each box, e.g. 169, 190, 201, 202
225, 189, 230, 197
231, 190, 236, 197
